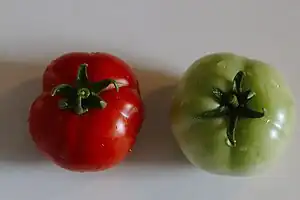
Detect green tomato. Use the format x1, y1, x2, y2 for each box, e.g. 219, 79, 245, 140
170, 52, 296, 176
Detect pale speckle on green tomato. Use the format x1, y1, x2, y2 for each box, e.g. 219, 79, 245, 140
170, 52, 296, 176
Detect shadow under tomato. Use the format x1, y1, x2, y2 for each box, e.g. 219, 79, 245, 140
0, 63, 45, 163
123, 68, 190, 167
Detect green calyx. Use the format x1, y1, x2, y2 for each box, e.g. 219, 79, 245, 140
197, 71, 265, 147
51, 63, 119, 115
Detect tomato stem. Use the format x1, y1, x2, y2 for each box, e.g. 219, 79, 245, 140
197, 71, 265, 147
51, 64, 119, 115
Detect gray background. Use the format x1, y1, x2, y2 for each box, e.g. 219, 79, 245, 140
0, 1, 298, 200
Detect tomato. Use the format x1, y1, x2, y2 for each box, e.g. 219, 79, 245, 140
170, 52, 296, 176
29, 52, 144, 172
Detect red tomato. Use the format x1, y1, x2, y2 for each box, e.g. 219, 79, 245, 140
29, 52, 144, 172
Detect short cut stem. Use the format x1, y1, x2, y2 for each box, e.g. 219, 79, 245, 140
196, 71, 265, 147
51, 63, 119, 115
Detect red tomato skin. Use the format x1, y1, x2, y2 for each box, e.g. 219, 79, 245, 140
29, 52, 144, 172
29, 88, 143, 171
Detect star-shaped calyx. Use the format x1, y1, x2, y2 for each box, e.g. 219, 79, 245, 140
197, 71, 265, 147
51, 64, 119, 115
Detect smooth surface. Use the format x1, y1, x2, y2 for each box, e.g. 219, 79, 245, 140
170, 53, 296, 175
0, 1, 299, 200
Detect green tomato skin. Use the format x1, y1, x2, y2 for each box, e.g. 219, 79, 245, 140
170, 53, 296, 176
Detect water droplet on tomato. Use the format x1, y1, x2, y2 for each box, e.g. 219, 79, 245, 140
101, 144, 105, 147
128, 149, 132, 152
240, 147, 248, 152
59, 154, 65, 160
246, 72, 252, 76
225, 138, 235, 147
225, 139, 231, 147
271, 80, 280, 88
217, 61, 226, 69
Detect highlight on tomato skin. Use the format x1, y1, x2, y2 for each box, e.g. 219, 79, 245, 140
28, 52, 145, 172
170, 52, 296, 176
